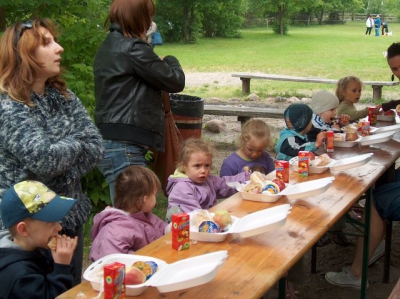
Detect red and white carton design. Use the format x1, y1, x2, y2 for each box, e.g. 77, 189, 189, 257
172, 213, 190, 251
326, 131, 334, 152
104, 262, 126, 299
275, 160, 289, 183
368, 106, 378, 125
298, 151, 309, 177
358, 120, 370, 136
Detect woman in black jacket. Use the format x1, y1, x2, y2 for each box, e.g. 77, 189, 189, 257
94, 0, 185, 203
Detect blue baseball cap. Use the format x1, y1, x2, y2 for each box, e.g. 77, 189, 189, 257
0, 180, 77, 228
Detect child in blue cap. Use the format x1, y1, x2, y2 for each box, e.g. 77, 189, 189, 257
0, 180, 78, 299
275, 103, 327, 161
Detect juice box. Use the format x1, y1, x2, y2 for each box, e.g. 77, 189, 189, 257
326, 131, 334, 153
275, 160, 289, 183
172, 213, 190, 251
358, 120, 370, 136
298, 151, 309, 177
104, 262, 126, 299
368, 106, 378, 125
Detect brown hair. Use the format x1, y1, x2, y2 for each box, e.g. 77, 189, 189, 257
387, 42, 400, 60
335, 76, 363, 103
105, 0, 155, 39
114, 165, 161, 213
237, 118, 272, 150
0, 18, 68, 106
177, 138, 216, 172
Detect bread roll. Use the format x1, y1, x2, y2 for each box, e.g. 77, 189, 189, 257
194, 210, 214, 227
47, 236, 57, 250
250, 171, 265, 186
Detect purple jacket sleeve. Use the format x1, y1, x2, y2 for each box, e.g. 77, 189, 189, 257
211, 172, 250, 199
167, 181, 202, 213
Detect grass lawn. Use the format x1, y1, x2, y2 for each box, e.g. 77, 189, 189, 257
155, 21, 400, 101
83, 21, 400, 262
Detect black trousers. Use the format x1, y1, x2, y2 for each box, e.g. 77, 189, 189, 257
366, 27, 372, 35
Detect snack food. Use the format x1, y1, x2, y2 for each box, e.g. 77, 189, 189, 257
272, 179, 286, 192
262, 182, 280, 194
212, 210, 233, 231
384, 109, 395, 116
311, 154, 331, 167
334, 133, 345, 141
345, 128, 359, 141
244, 182, 263, 193
249, 171, 266, 186
194, 210, 214, 227
47, 236, 57, 250
131, 261, 158, 280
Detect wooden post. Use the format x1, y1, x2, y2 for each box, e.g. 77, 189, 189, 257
372, 85, 382, 101
240, 77, 251, 94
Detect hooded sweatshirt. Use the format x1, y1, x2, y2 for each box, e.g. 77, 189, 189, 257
89, 208, 168, 261
166, 169, 250, 213
0, 230, 73, 299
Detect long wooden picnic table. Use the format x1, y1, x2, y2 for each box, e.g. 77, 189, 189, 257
57, 127, 400, 299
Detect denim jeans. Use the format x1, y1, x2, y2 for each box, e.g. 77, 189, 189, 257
98, 140, 147, 204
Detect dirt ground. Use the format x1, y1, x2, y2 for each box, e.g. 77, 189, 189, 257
192, 72, 400, 298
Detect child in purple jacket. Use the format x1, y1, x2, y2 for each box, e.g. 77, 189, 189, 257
166, 138, 250, 222
90, 166, 169, 261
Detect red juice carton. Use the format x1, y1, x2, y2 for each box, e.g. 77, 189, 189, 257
368, 106, 378, 125
358, 120, 370, 136
104, 262, 126, 299
172, 213, 190, 251
298, 151, 309, 177
275, 160, 289, 183
326, 131, 334, 153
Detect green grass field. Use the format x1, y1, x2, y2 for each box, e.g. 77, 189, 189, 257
84, 21, 400, 260
155, 21, 400, 101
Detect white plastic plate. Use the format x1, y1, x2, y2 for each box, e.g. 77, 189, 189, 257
329, 153, 373, 171
189, 212, 239, 242
237, 181, 288, 203
151, 251, 228, 293
189, 205, 291, 241
334, 134, 363, 148
358, 132, 394, 146
83, 254, 168, 296
279, 177, 335, 200
377, 114, 396, 122
83, 251, 228, 295
373, 124, 400, 134
289, 156, 336, 173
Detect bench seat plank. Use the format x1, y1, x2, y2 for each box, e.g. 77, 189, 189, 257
232, 72, 399, 100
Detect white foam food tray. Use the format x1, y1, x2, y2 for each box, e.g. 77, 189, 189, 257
329, 153, 373, 171
358, 132, 394, 146
83, 251, 228, 295
289, 156, 336, 173
189, 205, 291, 242
334, 134, 363, 148
373, 124, 400, 134
237, 181, 288, 202
377, 114, 396, 122
238, 177, 334, 201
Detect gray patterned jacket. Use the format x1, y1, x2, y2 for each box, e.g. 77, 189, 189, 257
0, 86, 104, 231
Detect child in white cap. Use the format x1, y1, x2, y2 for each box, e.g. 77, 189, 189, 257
0, 180, 78, 299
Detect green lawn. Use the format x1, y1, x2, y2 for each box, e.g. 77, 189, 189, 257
155, 21, 400, 101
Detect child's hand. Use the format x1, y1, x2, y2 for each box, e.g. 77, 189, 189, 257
338, 114, 350, 126
51, 234, 78, 265
315, 132, 327, 148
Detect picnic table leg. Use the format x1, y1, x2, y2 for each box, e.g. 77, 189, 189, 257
360, 187, 372, 299
371, 85, 382, 101
240, 77, 251, 94
238, 116, 251, 127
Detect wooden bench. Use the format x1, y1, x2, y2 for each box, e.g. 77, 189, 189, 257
204, 104, 284, 126
232, 72, 400, 101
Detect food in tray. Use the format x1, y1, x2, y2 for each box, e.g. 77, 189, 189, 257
249, 171, 266, 186
356, 120, 371, 136
243, 171, 286, 195
243, 182, 263, 194
343, 126, 359, 141
131, 261, 158, 280
262, 181, 280, 194
383, 109, 395, 116
125, 265, 147, 285
212, 210, 233, 231
310, 153, 331, 167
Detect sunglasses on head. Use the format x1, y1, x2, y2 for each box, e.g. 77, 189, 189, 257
13, 20, 33, 48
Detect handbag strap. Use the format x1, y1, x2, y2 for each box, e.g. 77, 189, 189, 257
162, 91, 171, 114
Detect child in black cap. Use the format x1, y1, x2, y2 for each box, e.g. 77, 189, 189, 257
275, 103, 326, 161
0, 180, 78, 299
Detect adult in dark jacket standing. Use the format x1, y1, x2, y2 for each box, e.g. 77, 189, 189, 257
94, 0, 185, 203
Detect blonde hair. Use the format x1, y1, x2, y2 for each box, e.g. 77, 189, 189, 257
0, 18, 69, 106
177, 138, 216, 172
114, 165, 161, 213
237, 118, 272, 150
335, 76, 363, 103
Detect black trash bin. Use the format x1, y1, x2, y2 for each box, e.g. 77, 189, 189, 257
169, 94, 204, 140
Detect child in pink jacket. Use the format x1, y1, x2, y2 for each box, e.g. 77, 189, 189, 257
166, 138, 250, 222
90, 166, 168, 261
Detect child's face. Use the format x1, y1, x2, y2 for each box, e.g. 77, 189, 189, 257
388, 55, 400, 80
183, 151, 212, 184
241, 139, 266, 160
142, 191, 157, 213
23, 219, 62, 251
319, 108, 338, 123
341, 80, 361, 104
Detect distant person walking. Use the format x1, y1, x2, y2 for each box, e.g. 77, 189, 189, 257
365, 15, 374, 35
146, 21, 157, 47
374, 15, 381, 37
